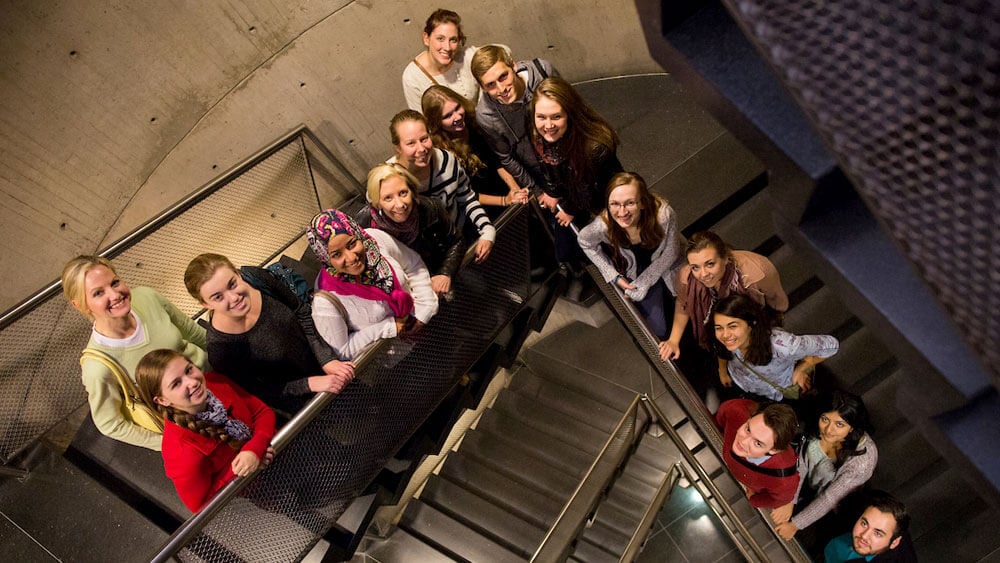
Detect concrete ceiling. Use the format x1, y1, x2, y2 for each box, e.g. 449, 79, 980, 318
0, 0, 663, 311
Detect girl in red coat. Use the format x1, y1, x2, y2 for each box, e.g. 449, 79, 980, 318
136, 349, 276, 512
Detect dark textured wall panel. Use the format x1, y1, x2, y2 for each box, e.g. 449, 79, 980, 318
721, 0, 1000, 381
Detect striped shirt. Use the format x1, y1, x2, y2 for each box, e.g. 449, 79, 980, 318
388, 148, 495, 242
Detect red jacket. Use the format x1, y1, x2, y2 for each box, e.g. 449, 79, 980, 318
161, 372, 276, 511
715, 399, 799, 509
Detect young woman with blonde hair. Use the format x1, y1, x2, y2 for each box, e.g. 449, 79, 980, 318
62, 255, 208, 450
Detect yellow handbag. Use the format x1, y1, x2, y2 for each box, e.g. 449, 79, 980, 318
80, 349, 164, 433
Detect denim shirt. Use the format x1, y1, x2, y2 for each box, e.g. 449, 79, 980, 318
729, 328, 839, 401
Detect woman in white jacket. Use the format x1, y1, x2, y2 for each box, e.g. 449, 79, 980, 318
307, 209, 438, 361
578, 172, 685, 338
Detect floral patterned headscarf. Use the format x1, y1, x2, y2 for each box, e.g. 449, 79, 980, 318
306, 209, 414, 317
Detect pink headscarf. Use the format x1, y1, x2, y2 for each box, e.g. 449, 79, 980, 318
306, 209, 414, 318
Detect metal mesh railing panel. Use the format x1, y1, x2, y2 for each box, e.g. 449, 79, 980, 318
112, 139, 319, 316
0, 299, 92, 460
170, 207, 532, 562
0, 132, 328, 462
722, 0, 1000, 380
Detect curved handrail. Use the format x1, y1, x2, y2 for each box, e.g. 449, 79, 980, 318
588, 267, 810, 562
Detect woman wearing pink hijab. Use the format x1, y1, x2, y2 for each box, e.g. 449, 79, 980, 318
307, 209, 439, 360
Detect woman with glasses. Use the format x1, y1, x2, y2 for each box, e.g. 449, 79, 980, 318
578, 172, 685, 337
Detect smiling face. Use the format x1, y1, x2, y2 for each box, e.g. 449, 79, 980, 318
608, 181, 642, 230
731, 414, 778, 458
439, 97, 467, 135
714, 312, 751, 354
479, 60, 521, 105
534, 94, 568, 143
80, 265, 132, 322
327, 233, 366, 276
393, 119, 433, 170
422, 22, 460, 68
198, 266, 253, 321
852, 507, 901, 555
688, 247, 728, 290
819, 410, 852, 445
378, 175, 414, 224
154, 355, 208, 414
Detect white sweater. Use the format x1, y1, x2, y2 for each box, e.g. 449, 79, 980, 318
312, 229, 439, 360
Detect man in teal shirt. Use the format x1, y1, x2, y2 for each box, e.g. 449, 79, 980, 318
824, 492, 916, 562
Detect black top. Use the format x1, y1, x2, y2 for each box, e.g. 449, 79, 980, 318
467, 127, 509, 197
539, 143, 624, 218
206, 267, 336, 414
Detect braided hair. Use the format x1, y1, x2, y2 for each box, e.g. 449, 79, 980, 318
135, 349, 246, 450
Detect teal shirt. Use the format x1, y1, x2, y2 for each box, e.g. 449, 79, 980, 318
825, 532, 875, 562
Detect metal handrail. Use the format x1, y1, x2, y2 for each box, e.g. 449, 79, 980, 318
531, 394, 642, 563
619, 464, 681, 563
0, 124, 361, 331
589, 269, 810, 562
639, 395, 770, 562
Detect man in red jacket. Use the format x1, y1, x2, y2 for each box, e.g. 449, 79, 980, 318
715, 398, 799, 509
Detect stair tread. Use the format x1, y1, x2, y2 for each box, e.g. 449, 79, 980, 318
506, 366, 626, 433
459, 430, 579, 502
475, 409, 594, 477
364, 528, 455, 563
492, 391, 613, 455
438, 452, 563, 528
399, 500, 526, 563
420, 475, 546, 557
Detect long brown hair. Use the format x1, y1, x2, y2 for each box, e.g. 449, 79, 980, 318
530, 77, 619, 187
135, 349, 245, 449
421, 85, 485, 176
602, 172, 664, 274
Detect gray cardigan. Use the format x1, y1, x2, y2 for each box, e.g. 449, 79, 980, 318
474, 58, 558, 190
577, 199, 686, 300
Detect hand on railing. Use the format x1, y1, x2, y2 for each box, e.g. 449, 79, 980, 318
658, 339, 681, 361
430, 274, 452, 295
474, 239, 493, 263
308, 372, 354, 394
322, 359, 355, 378
231, 450, 263, 477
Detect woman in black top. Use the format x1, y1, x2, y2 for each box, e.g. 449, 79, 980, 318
362, 163, 465, 295
183, 253, 354, 416
531, 76, 623, 264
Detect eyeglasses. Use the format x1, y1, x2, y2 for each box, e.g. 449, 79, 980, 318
608, 201, 638, 211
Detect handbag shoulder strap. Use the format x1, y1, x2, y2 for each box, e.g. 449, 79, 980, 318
729, 449, 798, 477
532, 58, 548, 79
735, 354, 786, 394
413, 56, 440, 86
80, 348, 139, 408
314, 290, 349, 321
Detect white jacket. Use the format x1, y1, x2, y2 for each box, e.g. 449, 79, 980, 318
312, 229, 438, 360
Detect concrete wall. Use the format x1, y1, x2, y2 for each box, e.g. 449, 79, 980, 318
0, 0, 662, 311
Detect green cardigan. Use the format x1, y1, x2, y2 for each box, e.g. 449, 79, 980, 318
81, 286, 207, 450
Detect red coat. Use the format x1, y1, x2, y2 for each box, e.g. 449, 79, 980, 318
161, 372, 276, 511
715, 399, 799, 509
